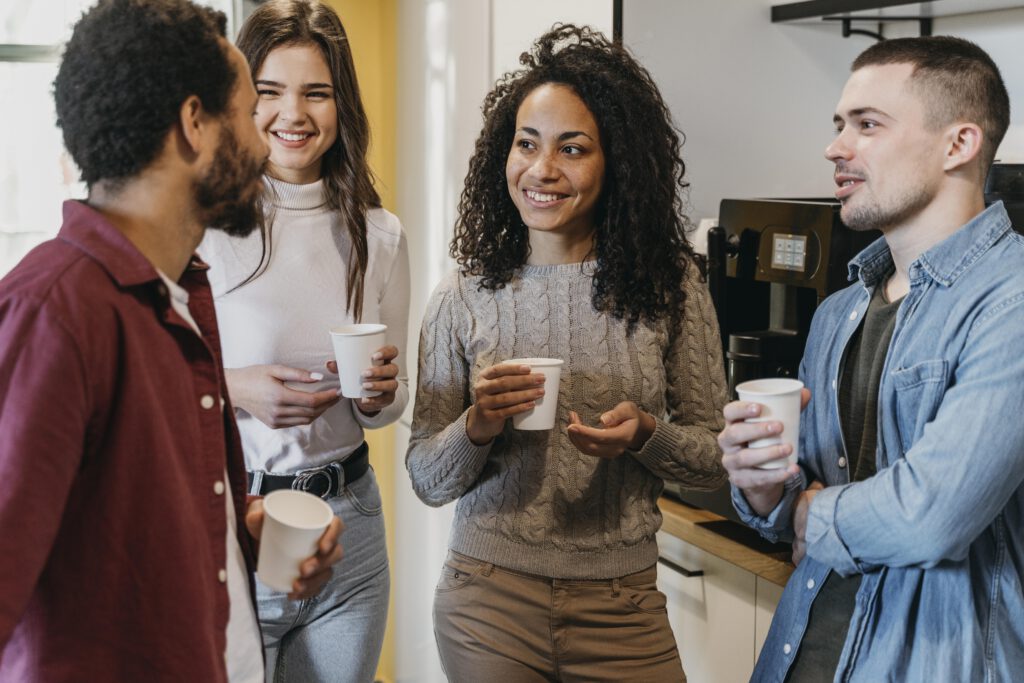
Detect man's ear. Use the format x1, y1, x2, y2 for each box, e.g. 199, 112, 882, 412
943, 122, 984, 172
178, 94, 208, 155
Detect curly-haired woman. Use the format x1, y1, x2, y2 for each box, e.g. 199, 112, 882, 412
198, 1, 408, 680
406, 24, 727, 682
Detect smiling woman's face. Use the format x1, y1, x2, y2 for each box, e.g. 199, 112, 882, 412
253, 43, 338, 184
505, 83, 605, 239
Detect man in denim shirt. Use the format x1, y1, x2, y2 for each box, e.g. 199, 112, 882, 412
720, 37, 1023, 682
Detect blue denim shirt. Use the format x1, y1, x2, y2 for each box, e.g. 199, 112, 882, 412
734, 202, 1024, 682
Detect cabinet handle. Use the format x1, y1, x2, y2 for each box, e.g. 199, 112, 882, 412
657, 555, 704, 578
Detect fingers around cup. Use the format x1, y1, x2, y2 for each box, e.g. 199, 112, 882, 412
481, 363, 532, 380
722, 419, 783, 451
724, 400, 763, 422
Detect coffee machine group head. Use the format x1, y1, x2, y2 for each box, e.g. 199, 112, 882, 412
708, 199, 880, 397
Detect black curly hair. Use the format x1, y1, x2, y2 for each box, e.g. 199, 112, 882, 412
54, 0, 235, 187
452, 23, 702, 331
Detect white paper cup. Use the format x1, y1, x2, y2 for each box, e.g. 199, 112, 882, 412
256, 489, 334, 593
735, 378, 803, 470
330, 323, 387, 399
507, 357, 563, 430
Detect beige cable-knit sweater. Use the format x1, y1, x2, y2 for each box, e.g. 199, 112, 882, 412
406, 261, 727, 579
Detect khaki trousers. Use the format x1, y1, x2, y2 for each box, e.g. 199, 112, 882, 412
433, 551, 686, 682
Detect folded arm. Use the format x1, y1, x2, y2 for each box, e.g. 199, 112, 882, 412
807, 304, 1024, 574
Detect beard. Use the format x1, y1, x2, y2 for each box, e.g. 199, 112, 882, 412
195, 123, 266, 238
840, 176, 935, 233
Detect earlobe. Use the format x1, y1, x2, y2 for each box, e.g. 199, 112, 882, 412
944, 123, 983, 171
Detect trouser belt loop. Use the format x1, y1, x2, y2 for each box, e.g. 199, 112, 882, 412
482, 563, 494, 577
329, 461, 345, 490
249, 470, 264, 496
611, 577, 621, 597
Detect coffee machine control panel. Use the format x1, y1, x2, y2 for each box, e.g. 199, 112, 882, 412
770, 233, 808, 272
761, 226, 821, 282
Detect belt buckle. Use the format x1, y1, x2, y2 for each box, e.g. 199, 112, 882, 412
292, 468, 334, 500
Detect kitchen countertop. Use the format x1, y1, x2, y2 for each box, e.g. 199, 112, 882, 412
658, 495, 794, 587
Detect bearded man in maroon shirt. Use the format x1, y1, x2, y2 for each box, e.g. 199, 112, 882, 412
0, 1, 342, 680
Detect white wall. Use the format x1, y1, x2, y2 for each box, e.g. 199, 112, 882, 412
394, 2, 490, 679
491, 0, 614, 81
939, 8, 1024, 162
622, 0, 1024, 223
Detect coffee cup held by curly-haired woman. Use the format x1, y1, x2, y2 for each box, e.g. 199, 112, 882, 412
406, 24, 728, 682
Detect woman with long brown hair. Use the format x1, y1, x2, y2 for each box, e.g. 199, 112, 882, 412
199, 1, 408, 680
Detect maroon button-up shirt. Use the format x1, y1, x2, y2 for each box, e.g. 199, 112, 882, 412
0, 201, 255, 681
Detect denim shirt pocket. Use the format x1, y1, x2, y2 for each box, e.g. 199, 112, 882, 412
890, 359, 949, 453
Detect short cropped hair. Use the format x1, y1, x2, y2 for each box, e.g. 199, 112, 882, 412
54, 0, 234, 187
852, 36, 1010, 171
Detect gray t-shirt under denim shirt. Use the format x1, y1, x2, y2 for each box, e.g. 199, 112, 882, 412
786, 280, 902, 682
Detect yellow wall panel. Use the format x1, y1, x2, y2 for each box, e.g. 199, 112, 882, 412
324, 2, 398, 681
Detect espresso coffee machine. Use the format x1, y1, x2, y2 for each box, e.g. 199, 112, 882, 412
986, 163, 1024, 230
664, 198, 879, 521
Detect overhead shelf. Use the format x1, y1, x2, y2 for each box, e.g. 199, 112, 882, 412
771, 0, 1024, 24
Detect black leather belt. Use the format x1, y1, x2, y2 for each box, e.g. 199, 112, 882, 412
247, 442, 369, 500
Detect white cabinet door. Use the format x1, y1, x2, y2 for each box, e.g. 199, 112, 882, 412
754, 577, 784, 662
656, 532, 757, 683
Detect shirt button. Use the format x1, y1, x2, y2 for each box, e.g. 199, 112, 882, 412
806, 578, 816, 590
200, 394, 215, 409
156, 284, 167, 297
849, 310, 858, 321
838, 457, 847, 468
783, 643, 792, 655
214, 481, 225, 495
218, 569, 227, 583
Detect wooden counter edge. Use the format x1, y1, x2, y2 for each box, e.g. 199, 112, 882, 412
658, 496, 794, 587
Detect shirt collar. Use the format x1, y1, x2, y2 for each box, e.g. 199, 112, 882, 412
57, 199, 210, 287
848, 201, 1013, 288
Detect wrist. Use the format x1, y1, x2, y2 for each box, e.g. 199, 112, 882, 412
223, 368, 249, 412
744, 484, 785, 518
355, 401, 381, 417
629, 411, 657, 451
465, 406, 497, 446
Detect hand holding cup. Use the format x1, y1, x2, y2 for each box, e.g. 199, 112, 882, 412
245, 491, 345, 600
466, 361, 548, 445
719, 379, 809, 517
325, 343, 399, 416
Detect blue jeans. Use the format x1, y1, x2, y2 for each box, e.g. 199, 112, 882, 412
257, 467, 389, 683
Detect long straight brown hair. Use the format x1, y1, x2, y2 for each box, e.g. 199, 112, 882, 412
234, 0, 380, 320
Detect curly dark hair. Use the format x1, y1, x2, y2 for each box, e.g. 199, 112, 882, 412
233, 0, 381, 320
54, 0, 234, 187
453, 23, 702, 330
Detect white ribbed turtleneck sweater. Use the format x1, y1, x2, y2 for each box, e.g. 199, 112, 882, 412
199, 176, 410, 473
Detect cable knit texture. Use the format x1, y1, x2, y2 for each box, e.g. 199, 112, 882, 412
407, 261, 727, 579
